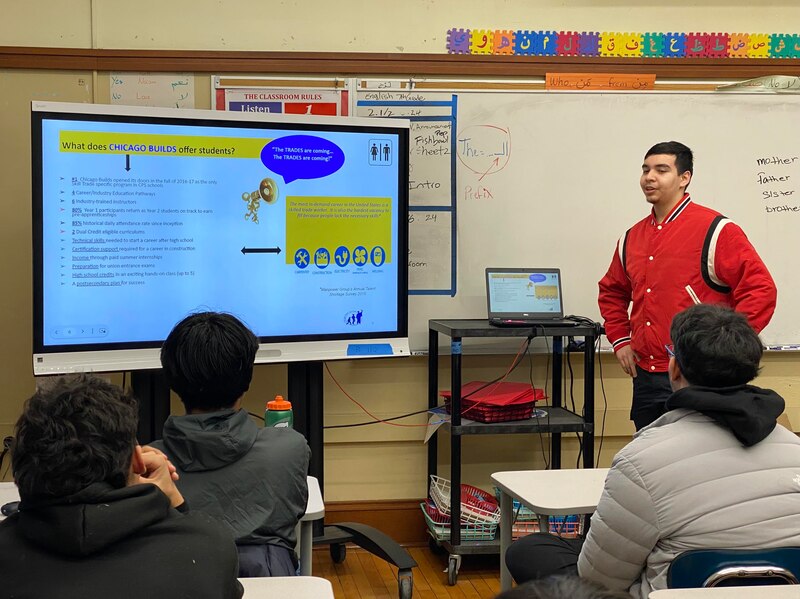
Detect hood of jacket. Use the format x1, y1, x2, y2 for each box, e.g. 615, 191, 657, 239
160, 408, 258, 471
665, 384, 785, 446
15, 482, 170, 557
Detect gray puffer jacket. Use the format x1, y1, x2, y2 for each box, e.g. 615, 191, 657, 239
577, 385, 800, 598
151, 409, 310, 552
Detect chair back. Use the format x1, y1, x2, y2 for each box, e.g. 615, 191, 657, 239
668, 548, 800, 588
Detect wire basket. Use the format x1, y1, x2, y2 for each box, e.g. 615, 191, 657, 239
493, 487, 537, 521
511, 515, 584, 539
429, 475, 500, 524
421, 503, 498, 541
422, 499, 451, 524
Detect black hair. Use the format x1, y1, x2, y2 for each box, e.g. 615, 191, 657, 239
495, 575, 631, 599
160, 311, 259, 412
12, 374, 138, 502
645, 141, 694, 181
670, 304, 763, 387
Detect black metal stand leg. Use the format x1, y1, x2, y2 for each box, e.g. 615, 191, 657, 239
131, 369, 170, 444
583, 335, 596, 468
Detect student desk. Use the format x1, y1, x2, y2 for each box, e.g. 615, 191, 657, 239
491, 468, 609, 591
649, 587, 800, 598
0, 482, 17, 512
0, 477, 325, 578
238, 576, 334, 598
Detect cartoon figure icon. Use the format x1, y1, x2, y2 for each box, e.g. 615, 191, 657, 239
353, 245, 368, 266
241, 177, 279, 224
368, 139, 392, 165
314, 248, 330, 269
344, 310, 363, 326
370, 246, 385, 267
334, 245, 350, 267
294, 248, 310, 269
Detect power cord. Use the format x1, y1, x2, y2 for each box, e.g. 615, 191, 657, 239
565, 345, 583, 468
527, 339, 550, 470
595, 335, 608, 465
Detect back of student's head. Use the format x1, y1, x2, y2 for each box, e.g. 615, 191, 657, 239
494, 575, 630, 599
160, 311, 259, 412
13, 374, 138, 503
670, 303, 763, 387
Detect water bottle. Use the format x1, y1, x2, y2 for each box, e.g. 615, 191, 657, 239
265, 395, 293, 428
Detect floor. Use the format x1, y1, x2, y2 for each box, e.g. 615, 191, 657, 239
312, 544, 501, 598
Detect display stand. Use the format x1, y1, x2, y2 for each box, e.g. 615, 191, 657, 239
427, 319, 599, 584
131, 369, 171, 444
288, 361, 415, 599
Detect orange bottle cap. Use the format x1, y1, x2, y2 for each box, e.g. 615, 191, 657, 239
267, 395, 292, 410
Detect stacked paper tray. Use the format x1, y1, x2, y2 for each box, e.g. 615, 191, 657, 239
420, 500, 498, 542
429, 475, 500, 524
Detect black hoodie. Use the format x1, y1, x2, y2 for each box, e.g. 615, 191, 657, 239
665, 384, 785, 447
0, 482, 243, 599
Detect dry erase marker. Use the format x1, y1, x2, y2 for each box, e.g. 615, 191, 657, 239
685, 285, 701, 305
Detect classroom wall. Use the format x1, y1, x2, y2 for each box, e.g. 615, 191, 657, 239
2, 0, 800, 500
5, 0, 800, 53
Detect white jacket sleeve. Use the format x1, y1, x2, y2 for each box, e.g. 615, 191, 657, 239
577, 454, 660, 591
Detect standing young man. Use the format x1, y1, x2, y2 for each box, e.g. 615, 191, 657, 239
598, 141, 776, 429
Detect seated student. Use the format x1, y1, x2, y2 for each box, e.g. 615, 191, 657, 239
0, 374, 242, 599
495, 575, 629, 599
151, 311, 311, 577
506, 304, 800, 597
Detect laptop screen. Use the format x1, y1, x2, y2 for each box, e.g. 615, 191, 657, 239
486, 268, 564, 320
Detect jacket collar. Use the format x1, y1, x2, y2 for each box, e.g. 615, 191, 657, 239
650, 194, 691, 225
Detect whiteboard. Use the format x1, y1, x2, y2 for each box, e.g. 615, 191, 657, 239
368, 90, 800, 351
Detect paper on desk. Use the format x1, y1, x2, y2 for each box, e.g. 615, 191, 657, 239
424, 407, 452, 444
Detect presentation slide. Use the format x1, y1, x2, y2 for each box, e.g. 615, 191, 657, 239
38, 115, 403, 348
488, 272, 561, 314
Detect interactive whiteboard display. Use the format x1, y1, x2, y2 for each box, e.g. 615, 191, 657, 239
32, 102, 409, 373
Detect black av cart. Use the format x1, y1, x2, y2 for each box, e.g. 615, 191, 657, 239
426, 319, 599, 584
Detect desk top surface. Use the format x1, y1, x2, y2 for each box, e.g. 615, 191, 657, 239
429, 319, 599, 338
491, 468, 609, 515
239, 576, 333, 598
0, 477, 324, 521
649, 587, 800, 598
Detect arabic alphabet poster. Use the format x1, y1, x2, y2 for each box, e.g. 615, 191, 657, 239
446, 29, 800, 59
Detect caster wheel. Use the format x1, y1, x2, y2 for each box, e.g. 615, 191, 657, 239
330, 542, 346, 564
447, 555, 459, 585
398, 571, 413, 599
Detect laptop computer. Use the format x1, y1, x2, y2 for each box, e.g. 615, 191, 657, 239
486, 267, 572, 327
